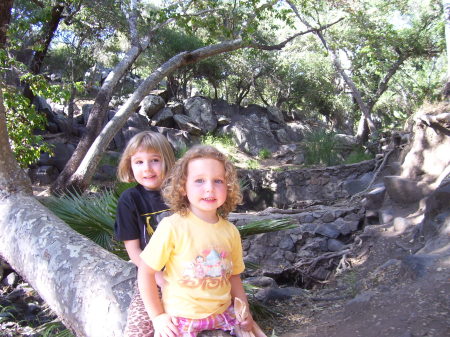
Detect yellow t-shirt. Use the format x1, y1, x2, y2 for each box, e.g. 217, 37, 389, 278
140, 211, 245, 319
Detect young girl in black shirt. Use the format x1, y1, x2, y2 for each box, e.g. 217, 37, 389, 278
115, 131, 175, 336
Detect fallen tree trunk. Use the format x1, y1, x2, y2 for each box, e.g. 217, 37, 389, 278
0, 193, 135, 337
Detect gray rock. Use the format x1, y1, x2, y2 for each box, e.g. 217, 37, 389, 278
126, 112, 150, 128
255, 286, 306, 303
151, 107, 174, 128
139, 94, 165, 119
244, 276, 278, 288
29, 165, 59, 185
184, 96, 217, 132
393, 217, 413, 233
327, 238, 347, 252
379, 209, 395, 224
420, 181, 450, 239
362, 185, 386, 210
4, 272, 19, 287
315, 224, 340, 238
267, 106, 285, 124
283, 121, 308, 142
333, 218, 359, 235
217, 115, 231, 126
173, 114, 203, 135
166, 100, 184, 115
334, 133, 358, 150
384, 176, 431, 204
344, 172, 374, 195
47, 142, 75, 172
224, 109, 279, 156
321, 211, 336, 223
401, 255, 435, 279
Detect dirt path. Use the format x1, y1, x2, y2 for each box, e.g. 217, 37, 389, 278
259, 204, 450, 337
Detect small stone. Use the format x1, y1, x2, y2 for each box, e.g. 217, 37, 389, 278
4, 272, 19, 287
327, 238, 346, 252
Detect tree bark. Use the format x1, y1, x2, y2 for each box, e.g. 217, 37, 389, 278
23, 3, 65, 104
443, 0, 450, 96
0, 0, 33, 197
0, 194, 135, 337
51, 41, 149, 194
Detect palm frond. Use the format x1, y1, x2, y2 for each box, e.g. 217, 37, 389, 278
237, 218, 297, 238
41, 189, 126, 259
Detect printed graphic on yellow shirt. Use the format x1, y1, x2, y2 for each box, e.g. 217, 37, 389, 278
178, 248, 232, 289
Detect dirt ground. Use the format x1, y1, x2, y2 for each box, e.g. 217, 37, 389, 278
258, 202, 450, 337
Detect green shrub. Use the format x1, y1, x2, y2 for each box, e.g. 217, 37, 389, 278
245, 159, 260, 169
3, 89, 53, 167
303, 130, 340, 166
258, 148, 271, 159
201, 132, 235, 149
344, 147, 374, 164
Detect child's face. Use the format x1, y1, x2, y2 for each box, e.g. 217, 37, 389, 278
130, 149, 164, 190
184, 158, 227, 223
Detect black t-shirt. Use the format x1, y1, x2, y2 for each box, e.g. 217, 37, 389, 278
114, 184, 171, 250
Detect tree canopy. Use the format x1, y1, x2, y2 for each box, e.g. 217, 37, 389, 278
0, 0, 446, 192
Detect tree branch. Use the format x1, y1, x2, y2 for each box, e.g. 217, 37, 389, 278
249, 18, 344, 51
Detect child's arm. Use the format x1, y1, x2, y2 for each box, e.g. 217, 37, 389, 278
230, 274, 254, 331
138, 262, 178, 337
124, 239, 142, 266
126, 240, 165, 287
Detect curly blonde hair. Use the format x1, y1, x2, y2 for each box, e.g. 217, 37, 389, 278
117, 131, 176, 183
162, 145, 242, 218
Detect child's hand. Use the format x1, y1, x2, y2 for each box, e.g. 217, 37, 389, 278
239, 312, 254, 332
152, 313, 178, 337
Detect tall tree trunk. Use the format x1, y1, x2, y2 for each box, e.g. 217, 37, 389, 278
0, 0, 33, 197
443, 0, 450, 96
286, 1, 379, 142
22, 4, 64, 104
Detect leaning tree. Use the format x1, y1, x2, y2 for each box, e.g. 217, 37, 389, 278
49, 0, 334, 194
1, 2, 135, 336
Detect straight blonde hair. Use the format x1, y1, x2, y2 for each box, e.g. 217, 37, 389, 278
162, 145, 242, 219
117, 131, 176, 183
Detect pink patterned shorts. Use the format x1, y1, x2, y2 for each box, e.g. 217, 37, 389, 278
175, 304, 237, 337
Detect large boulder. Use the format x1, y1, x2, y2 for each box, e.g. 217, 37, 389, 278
139, 95, 166, 119
184, 96, 218, 133
383, 176, 431, 204
420, 181, 450, 239
223, 105, 280, 156
211, 99, 239, 118
401, 104, 450, 184
173, 114, 203, 136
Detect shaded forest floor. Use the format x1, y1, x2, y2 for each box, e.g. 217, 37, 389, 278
258, 202, 449, 337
